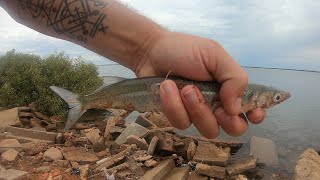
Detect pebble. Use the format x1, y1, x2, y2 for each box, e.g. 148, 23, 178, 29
43, 147, 63, 161
1, 149, 18, 162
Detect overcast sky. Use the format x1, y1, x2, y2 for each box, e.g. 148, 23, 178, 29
0, 0, 319, 70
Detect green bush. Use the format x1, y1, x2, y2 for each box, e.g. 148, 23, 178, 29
0, 50, 103, 117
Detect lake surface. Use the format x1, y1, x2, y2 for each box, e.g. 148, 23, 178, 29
98, 64, 320, 175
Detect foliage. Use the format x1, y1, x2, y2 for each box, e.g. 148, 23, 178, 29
0, 50, 103, 116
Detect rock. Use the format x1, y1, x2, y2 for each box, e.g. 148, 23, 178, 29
226, 156, 257, 176
0, 108, 22, 127
193, 141, 230, 166
187, 173, 208, 180
62, 147, 99, 163
43, 147, 63, 161
79, 164, 90, 179
0, 139, 22, 153
84, 128, 101, 144
196, 163, 226, 179
92, 137, 106, 152
0, 169, 29, 180
245, 168, 264, 179
167, 167, 190, 180
104, 116, 119, 140
145, 159, 157, 167
127, 135, 149, 150
18, 106, 33, 112
115, 123, 149, 145
52, 160, 69, 168
147, 136, 159, 155
75, 123, 90, 130
117, 169, 131, 178
46, 124, 57, 131
18, 112, 33, 118
135, 115, 157, 128
36, 166, 52, 173
294, 148, 320, 180
1, 149, 18, 162
187, 141, 197, 161
250, 136, 279, 166
34, 112, 50, 120
141, 159, 176, 180
22, 141, 48, 155
145, 112, 171, 128
96, 148, 110, 157
153, 132, 175, 152
134, 154, 153, 162
5, 126, 58, 143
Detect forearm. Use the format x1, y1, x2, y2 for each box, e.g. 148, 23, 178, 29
0, 0, 165, 71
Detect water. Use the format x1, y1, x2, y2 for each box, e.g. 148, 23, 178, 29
98, 64, 320, 174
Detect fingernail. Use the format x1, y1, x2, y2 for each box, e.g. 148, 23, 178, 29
161, 81, 173, 94
233, 97, 242, 113
183, 87, 199, 104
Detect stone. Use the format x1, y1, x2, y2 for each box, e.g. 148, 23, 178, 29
84, 128, 101, 144
226, 156, 257, 176
52, 160, 69, 168
92, 137, 106, 152
34, 111, 50, 120
167, 167, 190, 180
294, 148, 320, 180
18, 106, 33, 112
43, 147, 63, 161
62, 147, 99, 163
79, 164, 90, 179
36, 166, 52, 173
147, 136, 159, 155
0, 169, 28, 180
127, 135, 149, 150
187, 173, 208, 180
145, 112, 171, 128
145, 159, 157, 167
0, 139, 22, 153
250, 136, 279, 166
75, 123, 90, 130
1, 149, 18, 162
5, 126, 58, 143
196, 163, 226, 179
115, 123, 149, 145
245, 169, 264, 180
187, 141, 197, 161
193, 141, 230, 166
18, 112, 33, 118
22, 141, 48, 155
46, 124, 57, 131
154, 132, 175, 152
134, 154, 153, 162
0, 108, 22, 127
135, 115, 157, 128
141, 159, 176, 180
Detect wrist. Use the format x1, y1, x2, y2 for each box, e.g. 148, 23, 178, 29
131, 25, 168, 75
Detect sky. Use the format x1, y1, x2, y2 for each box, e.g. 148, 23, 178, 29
0, 0, 319, 70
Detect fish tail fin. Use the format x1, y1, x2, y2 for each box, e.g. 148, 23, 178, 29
50, 86, 86, 131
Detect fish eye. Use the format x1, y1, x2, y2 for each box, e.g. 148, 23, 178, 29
273, 93, 282, 102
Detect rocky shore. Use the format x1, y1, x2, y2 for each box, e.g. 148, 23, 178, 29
0, 106, 318, 179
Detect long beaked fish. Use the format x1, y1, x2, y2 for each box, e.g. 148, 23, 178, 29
50, 76, 291, 131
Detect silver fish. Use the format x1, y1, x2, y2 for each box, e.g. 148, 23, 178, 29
50, 76, 291, 131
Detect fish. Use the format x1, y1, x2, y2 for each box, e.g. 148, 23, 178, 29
50, 76, 291, 131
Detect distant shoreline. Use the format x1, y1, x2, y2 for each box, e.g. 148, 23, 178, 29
97, 64, 320, 74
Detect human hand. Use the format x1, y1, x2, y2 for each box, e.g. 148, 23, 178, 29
135, 31, 266, 138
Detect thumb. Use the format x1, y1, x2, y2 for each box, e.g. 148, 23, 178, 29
205, 41, 248, 115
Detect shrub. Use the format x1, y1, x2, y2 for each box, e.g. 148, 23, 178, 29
0, 50, 103, 117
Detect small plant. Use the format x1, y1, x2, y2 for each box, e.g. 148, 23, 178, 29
0, 50, 103, 117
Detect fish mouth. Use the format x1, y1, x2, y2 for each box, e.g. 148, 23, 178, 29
283, 91, 292, 101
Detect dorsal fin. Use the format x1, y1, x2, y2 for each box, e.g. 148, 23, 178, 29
93, 76, 127, 93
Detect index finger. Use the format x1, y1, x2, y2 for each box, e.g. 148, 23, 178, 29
204, 41, 248, 116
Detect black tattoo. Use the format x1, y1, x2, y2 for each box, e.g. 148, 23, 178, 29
19, 0, 109, 43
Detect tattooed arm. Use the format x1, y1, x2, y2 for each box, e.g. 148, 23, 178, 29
0, 0, 266, 139
0, 0, 164, 70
